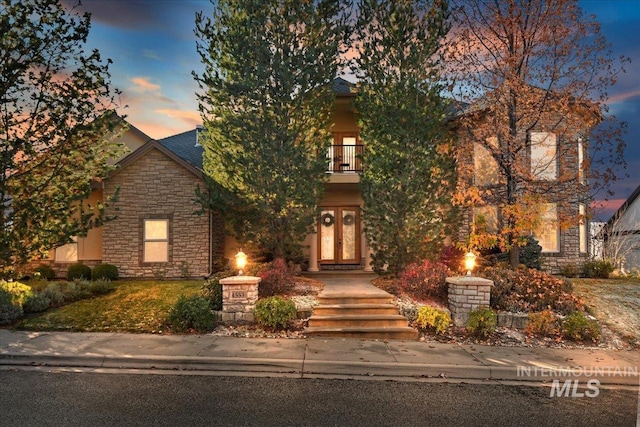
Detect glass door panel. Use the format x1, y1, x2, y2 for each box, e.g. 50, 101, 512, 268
341, 209, 357, 261
320, 209, 336, 261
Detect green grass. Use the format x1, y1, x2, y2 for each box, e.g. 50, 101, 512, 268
17, 280, 202, 333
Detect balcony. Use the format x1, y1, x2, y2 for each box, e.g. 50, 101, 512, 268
327, 144, 364, 173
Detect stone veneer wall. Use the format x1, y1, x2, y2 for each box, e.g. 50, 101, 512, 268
103, 148, 210, 278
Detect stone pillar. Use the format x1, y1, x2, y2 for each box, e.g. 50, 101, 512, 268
219, 275, 261, 322
308, 232, 319, 272
446, 276, 493, 326
363, 243, 373, 272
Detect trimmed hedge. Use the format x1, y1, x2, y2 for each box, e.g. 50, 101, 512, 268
66, 263, 92, 281
92, 264, 119, 281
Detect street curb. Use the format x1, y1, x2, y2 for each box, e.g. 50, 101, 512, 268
1, 352, 637, 385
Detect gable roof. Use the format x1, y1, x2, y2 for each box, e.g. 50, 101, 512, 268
158, 129, 204, 170
113, 139, 202, 179
601, 184, 640, 236
332, 77, 356, 96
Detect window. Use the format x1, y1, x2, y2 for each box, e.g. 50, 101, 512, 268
533, 203, 559, 252
530, 132, 557, 180
578, 137, 585, 184
54, 237, 78, 263
473, 205, 499, 234
474, 137, 499, 186
143, 219, 169, 263
579, 204, 587, 253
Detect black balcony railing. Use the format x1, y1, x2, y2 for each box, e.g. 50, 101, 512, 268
327, 144, 364, 173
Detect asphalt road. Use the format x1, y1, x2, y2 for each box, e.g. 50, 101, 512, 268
1, 370, 637, 426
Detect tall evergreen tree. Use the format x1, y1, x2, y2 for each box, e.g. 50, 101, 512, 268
353, 0, 457, 274
194, 0, 350, 260
0, 0, 122, 270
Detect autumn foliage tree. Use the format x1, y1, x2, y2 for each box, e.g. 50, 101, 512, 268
446, 0, 628, 267
0, 0, 122, 271
353, 0, 458, 274
194, 0, 350, 260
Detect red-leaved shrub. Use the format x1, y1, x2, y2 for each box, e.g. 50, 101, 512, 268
257, 258, 295, 298
397, 260, 450, 303
482, 267, 583, 315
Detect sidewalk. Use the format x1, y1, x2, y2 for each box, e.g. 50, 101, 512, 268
1, 329, 638, 385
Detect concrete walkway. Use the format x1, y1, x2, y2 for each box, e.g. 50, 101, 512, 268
1, 329, 638, 386
305, 272, 391, 297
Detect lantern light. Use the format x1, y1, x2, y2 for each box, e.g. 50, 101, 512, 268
235, 250, 247, 276
464, 251, 476, 276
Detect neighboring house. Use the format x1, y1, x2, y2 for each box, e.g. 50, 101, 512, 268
32, 78, 592, 277
598, 185, 640, 273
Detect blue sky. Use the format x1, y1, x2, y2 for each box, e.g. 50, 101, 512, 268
68, 0, 640, 219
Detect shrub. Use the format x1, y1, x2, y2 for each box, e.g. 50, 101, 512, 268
583, 260, 614, 279
397, 259, 449, 302
483, 266, 582, 315
89, 278, 116, 295
0, 281, 30, 324
167, 295, 216, 333
440, 245, 465, 274
91, 264, 119, 281
34, 264, 56, 280
415, 306, 451, 335
201, 270, 233, 311
23, 293, 51, 313
519, 236, 542, 270
526, 310, 560, 337
42, 283, 65, 306
257, 258, 295, 298
562, 311, 601, 342
466, 306, 497, 337
66, 263, 92, 281
560, 263, 581, 278
254, 296, 297, 331
64, 279, 93, 301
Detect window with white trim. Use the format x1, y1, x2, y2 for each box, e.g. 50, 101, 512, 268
143, 219, 169, 263
530, 132, 557, 180
54, 237, 78, 262
533, 203, 559, 252
474, 137, 500, 186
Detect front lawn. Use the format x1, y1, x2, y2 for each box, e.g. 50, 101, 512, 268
572, 278, 640, 347
16, 280, 202, 333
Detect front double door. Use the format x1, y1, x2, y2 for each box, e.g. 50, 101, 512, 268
319, 207, 360, 265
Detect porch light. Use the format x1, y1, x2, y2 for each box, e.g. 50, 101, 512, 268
464, 251, 477, 276
235, 250, 247, 276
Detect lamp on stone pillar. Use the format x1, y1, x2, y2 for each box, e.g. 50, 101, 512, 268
235, 250, 247, 276
464, 251, 477, 276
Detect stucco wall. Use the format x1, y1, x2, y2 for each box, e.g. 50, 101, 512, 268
103, 148, 210, 278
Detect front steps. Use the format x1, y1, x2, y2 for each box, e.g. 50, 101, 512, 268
305, 294, 419, 341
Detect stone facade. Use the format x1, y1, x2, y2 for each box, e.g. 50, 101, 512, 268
103, 147, 211, 278
447, 276, 493, 326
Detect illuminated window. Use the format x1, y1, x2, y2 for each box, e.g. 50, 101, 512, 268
530, 132, 557, 180
533, 203, 559, 252
579, 204, 587, 253
54, 237, 78, 263
578, 138, 585, 184
474, 137, 499, 186
144, 219, 169, 263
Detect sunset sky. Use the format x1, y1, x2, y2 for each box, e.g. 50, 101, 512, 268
67, 0, 640, 220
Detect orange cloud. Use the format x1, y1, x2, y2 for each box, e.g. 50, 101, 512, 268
130, 77, 161, 93
607, 88, 640, 103
155, 108, 201, 126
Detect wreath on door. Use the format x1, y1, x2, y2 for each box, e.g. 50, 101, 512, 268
343, 214, 355, 226
321, 213, 335, 227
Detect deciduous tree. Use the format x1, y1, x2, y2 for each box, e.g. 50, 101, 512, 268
194, 0, 350, 260
353, 0, 457, 274
0, 0, 122, 271
446, 0, 628, 267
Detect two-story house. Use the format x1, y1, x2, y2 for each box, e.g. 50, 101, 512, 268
33, 79, 591, 277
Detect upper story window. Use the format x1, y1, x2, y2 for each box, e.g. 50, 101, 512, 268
54, 237, 78, 263
474, 137, 500, 186
328, 132, 362, 173
143, 219, 169, 263
473, 205, 499, 234
530, 132, 557, 180
578, 137, 586, 184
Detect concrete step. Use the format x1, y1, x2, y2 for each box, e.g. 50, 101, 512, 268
317, 295, 394, 305
308, 314, 410, 328
312, 303, 399, 316
304, 326, 419, 341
